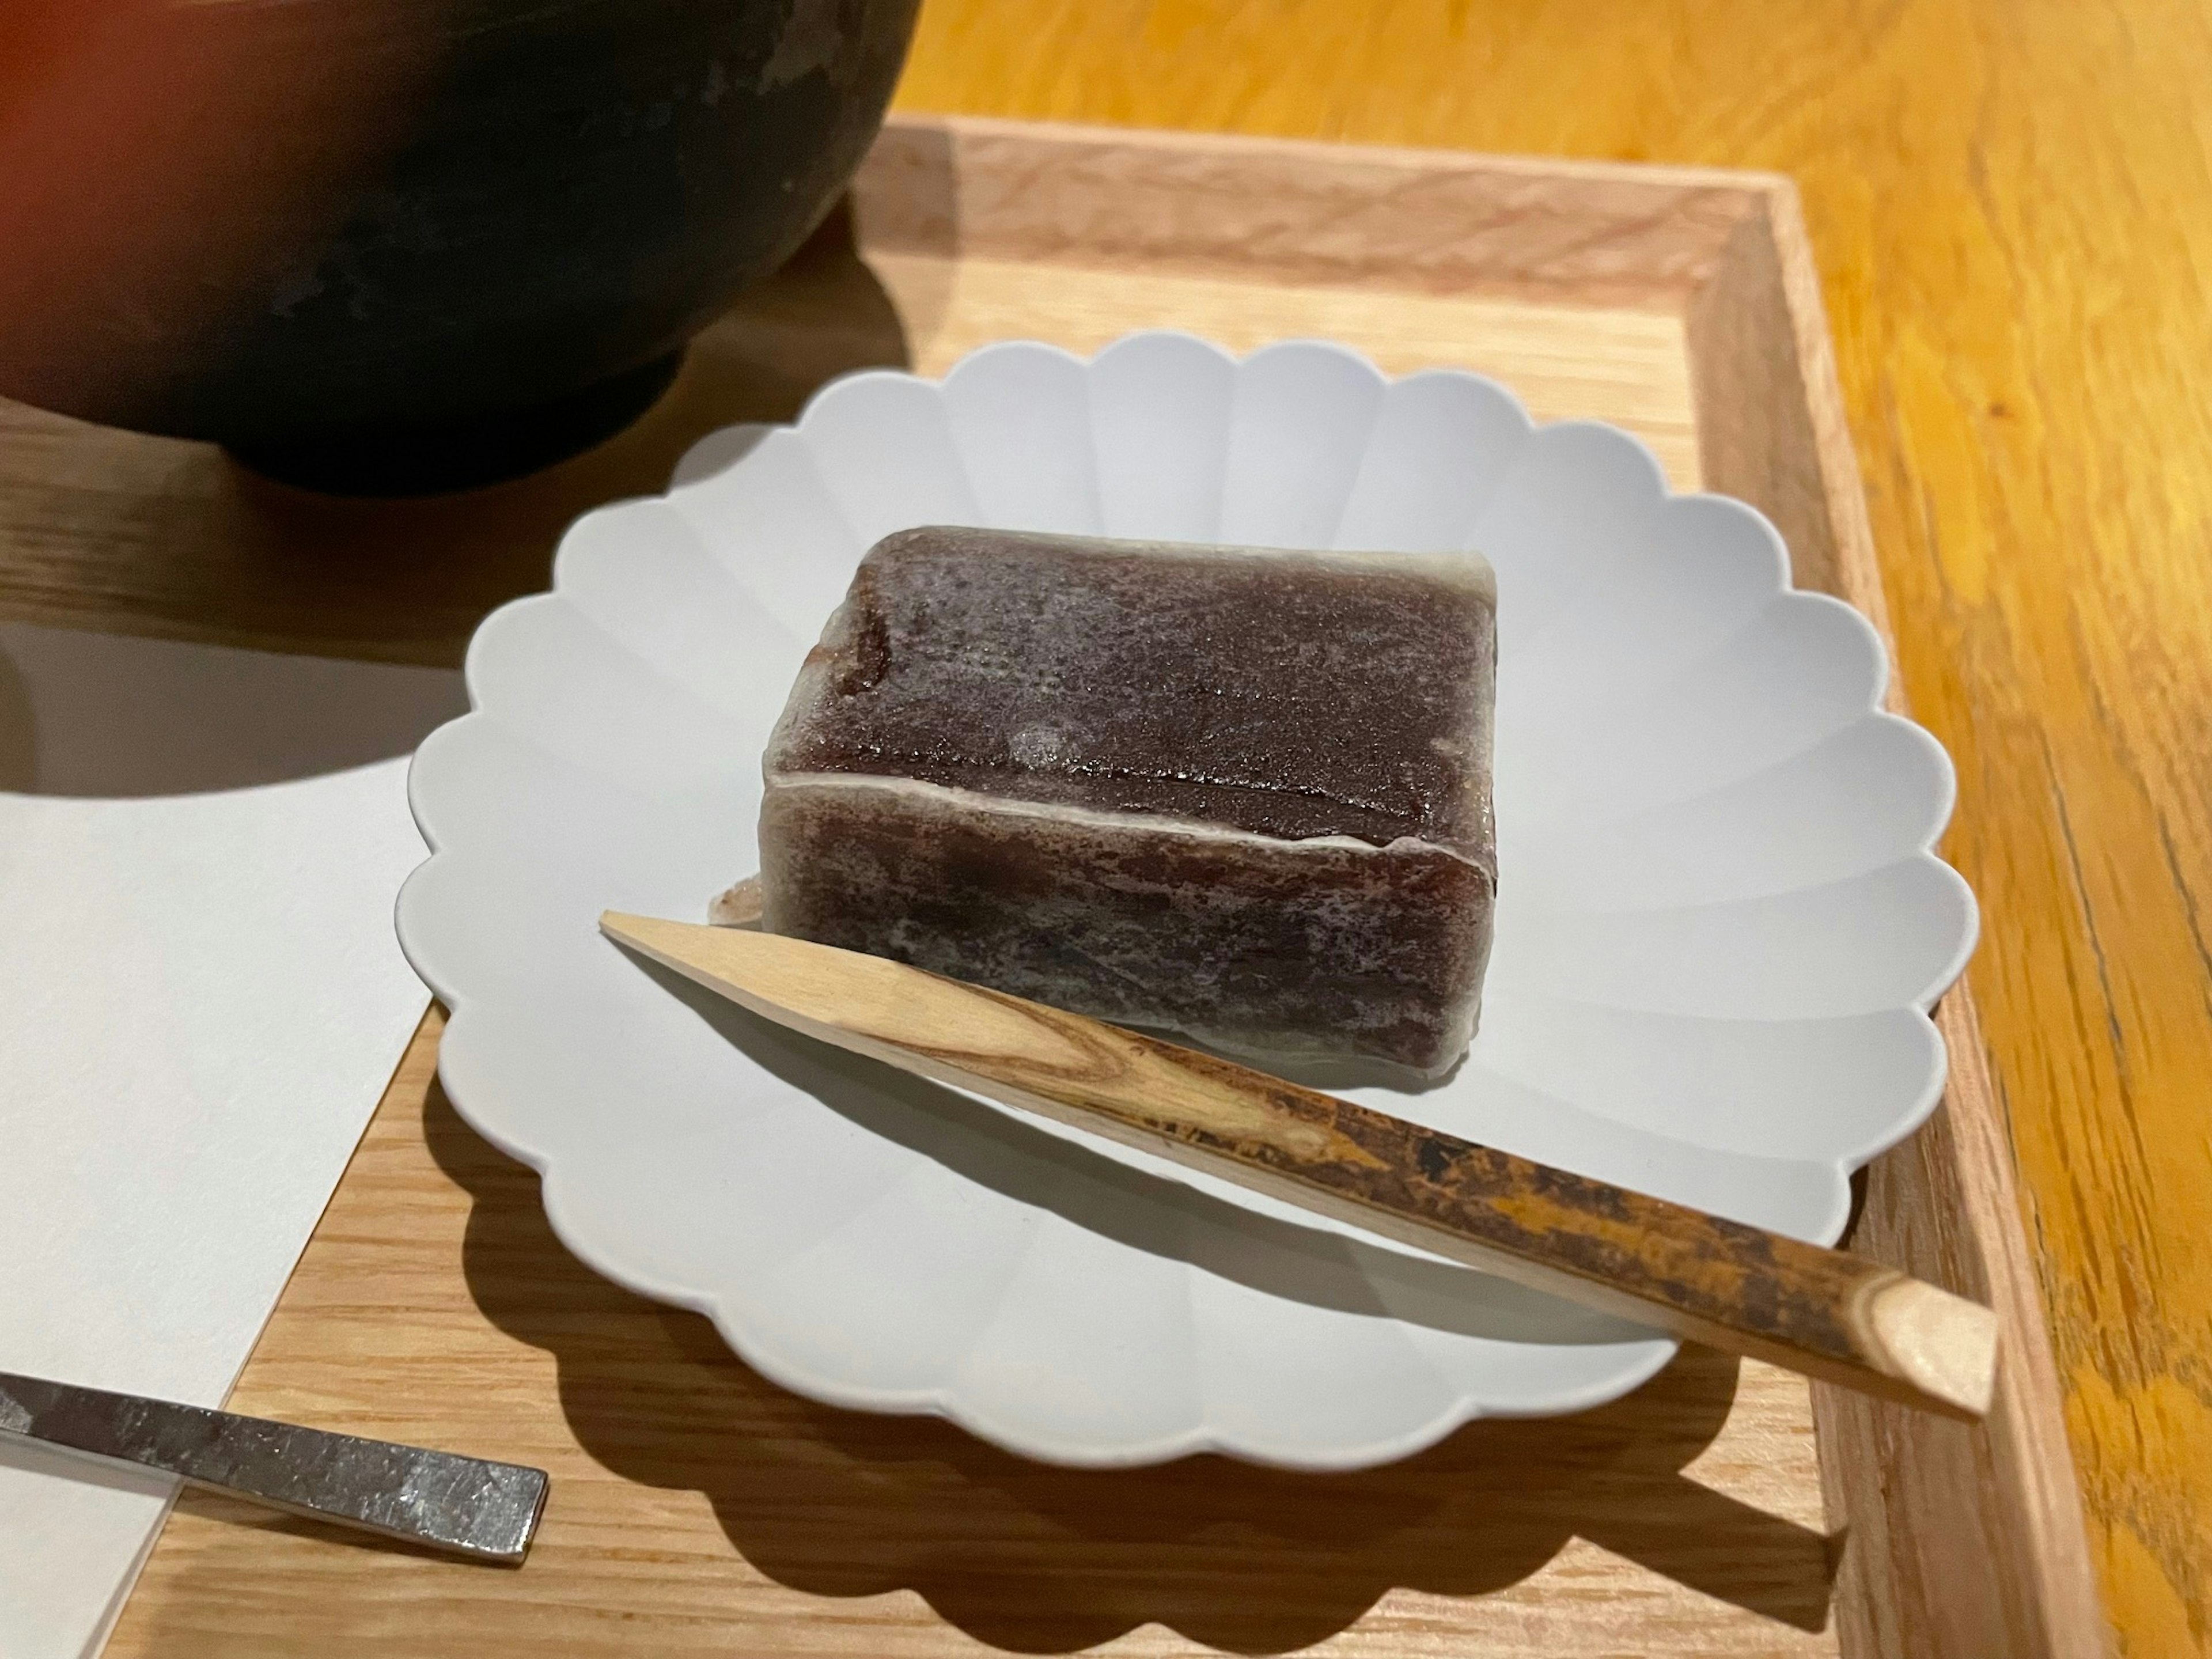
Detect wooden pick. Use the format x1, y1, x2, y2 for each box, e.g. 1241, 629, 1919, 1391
601, 910, 1999, 1421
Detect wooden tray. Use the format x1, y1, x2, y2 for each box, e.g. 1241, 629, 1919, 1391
5, 116, 2100, 1657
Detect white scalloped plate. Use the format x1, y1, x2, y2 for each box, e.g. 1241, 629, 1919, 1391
397, 332, 1977, 1470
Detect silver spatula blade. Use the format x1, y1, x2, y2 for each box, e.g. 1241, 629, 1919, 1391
0, 1370, 547, 1563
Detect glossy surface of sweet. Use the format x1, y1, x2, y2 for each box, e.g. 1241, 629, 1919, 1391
770, 526, 1495, 851
761, 526, 1498, 1073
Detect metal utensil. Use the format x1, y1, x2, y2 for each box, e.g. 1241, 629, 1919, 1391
0, 1370, 547, 1563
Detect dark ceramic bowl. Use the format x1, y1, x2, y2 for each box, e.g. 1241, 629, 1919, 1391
0, 0, 919, 494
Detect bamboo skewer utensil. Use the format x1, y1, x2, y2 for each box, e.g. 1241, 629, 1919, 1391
601, 909, 1999, 1421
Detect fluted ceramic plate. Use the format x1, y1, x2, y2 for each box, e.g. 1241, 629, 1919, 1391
399, 333, 1976, 1469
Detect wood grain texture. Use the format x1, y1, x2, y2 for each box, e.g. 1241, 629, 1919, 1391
73, 113, 2088, 1654
870, 249, 1703, 481
850, 117, 2107, 1657
27, 85, 2083, 1659
1816, 993, 2108, 1657
1684, 165, 2106, 1655
0, 209, 1700, 660
0, 207, 919, 664
854, 116, 1764, 306
893, 14, 2212, 1648
604, 913, 1999, 1421
107, 1010, 1842, 1659
85, 134, 1885, 1655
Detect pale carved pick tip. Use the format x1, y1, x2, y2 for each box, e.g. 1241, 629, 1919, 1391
599, 910, 728, 968
599, 910, 668, 945
599, 908, 961, 1044
1864, 1276, 2001, 1421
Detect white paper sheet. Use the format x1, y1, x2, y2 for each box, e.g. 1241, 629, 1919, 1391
0, 622, 465, 1658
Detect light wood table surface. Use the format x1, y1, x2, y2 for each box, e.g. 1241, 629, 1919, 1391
889, 4, 2212, 1653
15, 2, 2194, 1654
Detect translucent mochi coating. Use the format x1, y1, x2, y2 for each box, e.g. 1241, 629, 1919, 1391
758, 526, 1498, 1074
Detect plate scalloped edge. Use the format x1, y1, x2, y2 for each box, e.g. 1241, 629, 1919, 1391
397, 331, 1979, 1469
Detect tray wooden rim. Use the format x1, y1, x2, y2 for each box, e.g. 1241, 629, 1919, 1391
62, 112, 2105, 1658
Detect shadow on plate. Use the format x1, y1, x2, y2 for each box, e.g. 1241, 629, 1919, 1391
631, 952, 1643, 1346
420, 1079, 1838, 1653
